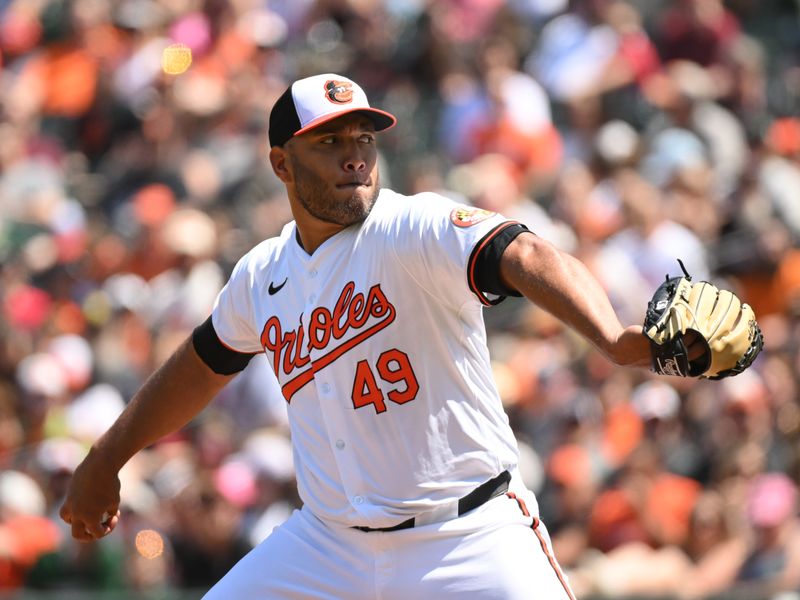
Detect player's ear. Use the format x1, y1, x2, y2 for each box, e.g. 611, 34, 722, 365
269, 146, 292, 184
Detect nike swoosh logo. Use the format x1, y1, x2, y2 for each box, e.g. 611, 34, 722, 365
268, 278, 288, 295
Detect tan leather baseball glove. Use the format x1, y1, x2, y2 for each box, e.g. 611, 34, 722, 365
643, 261, 764, 379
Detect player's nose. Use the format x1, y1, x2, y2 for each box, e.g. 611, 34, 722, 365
341, 141, 367, 173
343, 155, 366, 173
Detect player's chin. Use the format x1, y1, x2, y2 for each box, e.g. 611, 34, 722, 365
336, 186, 378, 221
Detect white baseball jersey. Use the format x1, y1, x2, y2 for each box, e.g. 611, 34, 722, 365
211, 188, 522, 529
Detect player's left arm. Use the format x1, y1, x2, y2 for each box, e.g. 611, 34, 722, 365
498, 231, 651, 367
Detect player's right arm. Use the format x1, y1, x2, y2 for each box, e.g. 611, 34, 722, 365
59, 335, 237, 542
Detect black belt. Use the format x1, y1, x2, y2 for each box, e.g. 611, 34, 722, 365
353, 470, 511, 533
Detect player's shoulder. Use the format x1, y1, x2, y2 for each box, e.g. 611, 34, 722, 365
373, 188, 500, 231
230, 222, 295, 279
375, 188, 454, 212
372, 188, 461, 226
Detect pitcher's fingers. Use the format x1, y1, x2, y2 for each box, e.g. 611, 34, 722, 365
103, 512, 121, 535
71, 520, 95, 542
83, 516, 109, 540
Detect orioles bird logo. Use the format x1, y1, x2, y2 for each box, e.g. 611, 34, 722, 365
450, 207, 496, 227
325, 80, 354, 104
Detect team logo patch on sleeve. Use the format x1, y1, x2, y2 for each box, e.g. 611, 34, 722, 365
450, 207, 496, 228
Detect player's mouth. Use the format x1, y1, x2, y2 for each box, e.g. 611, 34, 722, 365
336, 180, 370, 190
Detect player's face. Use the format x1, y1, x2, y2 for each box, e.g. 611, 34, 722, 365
285, 114, 380, 227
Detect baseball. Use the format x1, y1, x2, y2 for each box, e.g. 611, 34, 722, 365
161, 43, 192, 75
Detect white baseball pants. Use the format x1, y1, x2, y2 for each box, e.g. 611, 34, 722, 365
203, 481, 575, 599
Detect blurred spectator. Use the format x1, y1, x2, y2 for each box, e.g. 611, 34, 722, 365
0, 471, 61, 589
643, 59, 749, 200
759, 117, 800, 239
656, 0, 741, 68
677, 491, 748, 600
468, 36, 564, 187
167, 473, 250, 588
528, 0, 620, 101
731, 473, 800, 598
594, 168, 710, 323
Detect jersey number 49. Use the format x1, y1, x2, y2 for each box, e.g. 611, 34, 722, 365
351, 349, 419, 414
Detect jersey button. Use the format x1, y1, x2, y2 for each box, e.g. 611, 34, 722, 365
308, 294, 317, 303
353, 496, 364, 505
336, 439, 345, 450
321, 383, 331, 394
309, 269, 318, 278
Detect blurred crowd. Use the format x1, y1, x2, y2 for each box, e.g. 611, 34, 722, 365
0, 0, 799, 598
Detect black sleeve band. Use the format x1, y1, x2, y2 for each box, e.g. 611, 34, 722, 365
471, 222, 530, 299
192, 316, 257, 375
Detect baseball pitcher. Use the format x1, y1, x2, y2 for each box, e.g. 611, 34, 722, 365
60, 74, 762, 599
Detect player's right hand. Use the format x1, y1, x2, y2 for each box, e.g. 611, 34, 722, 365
59, 448, 122, 542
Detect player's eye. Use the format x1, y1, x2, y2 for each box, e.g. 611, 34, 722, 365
319, 136, 336, 145
359, 134, 375, 144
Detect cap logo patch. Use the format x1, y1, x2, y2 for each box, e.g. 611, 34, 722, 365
450, 207, 496, 227
325, 80, 354, 104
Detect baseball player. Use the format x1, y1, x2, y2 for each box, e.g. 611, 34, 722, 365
60, 74, 761, 599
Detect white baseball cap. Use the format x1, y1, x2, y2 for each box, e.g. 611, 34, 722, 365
268, 73, 396, 147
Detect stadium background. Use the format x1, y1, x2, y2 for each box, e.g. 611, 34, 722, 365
1, 0, 799, 598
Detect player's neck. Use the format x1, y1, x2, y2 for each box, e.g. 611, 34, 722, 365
292, 215, 348, 255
